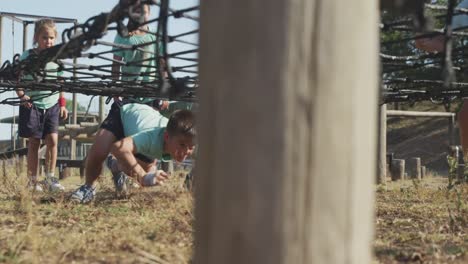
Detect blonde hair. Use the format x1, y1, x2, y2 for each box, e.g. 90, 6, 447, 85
33, 19, 57, 46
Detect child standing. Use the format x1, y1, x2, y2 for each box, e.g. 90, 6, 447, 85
112, 3, 167, 106
17, 19, 68, 192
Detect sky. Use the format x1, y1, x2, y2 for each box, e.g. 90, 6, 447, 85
0, 0, 199, 140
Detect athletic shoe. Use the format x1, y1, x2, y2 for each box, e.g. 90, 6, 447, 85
184, 171, 194, 191
44, 177, 65, 192
27, 181, 43, 192
106, 155, 118, 171
107, 155, 130, 197
69, 184, 96, 204
113, 171, 129, 198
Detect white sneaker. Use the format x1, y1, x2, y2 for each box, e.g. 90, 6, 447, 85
27, 182, 43, 192
45, 177, 65, 192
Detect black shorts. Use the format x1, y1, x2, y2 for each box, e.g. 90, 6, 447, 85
102, 100, 155, 164
18, 103, 60, 139
100, 101, 125, 140
134, 153, 155, 164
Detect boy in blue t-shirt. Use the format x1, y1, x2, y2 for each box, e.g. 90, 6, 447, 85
70, 103, 196, 204
110, 109, 196, 187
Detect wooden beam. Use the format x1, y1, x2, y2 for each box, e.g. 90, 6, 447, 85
387, 110, 455, 118
194, 0, 378, 263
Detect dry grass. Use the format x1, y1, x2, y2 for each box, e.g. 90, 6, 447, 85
0, 159, 194, 263
374, 177, 468, 263
0, 159, 467, 263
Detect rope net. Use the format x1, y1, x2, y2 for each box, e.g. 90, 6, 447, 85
0, 0, 199, 105
381, 0, 468, 104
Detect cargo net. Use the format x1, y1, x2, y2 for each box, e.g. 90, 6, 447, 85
382, 0, 468, 104
0, 0, 198, 105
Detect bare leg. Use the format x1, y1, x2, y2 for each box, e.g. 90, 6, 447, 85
27, 138, 41, 181
44, 132, 58, 176
84, 129, 117, 186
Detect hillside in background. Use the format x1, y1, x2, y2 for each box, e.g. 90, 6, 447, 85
386, 101, 463, 176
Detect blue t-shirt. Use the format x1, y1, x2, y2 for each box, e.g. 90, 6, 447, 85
131, 127, 167, 160
19, 49, 63, 109
119, 103, 169, 159
120, 103, 168, 136
113, 33, 161, 83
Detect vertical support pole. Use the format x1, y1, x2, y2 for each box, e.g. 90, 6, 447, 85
69, 22, 79, 161
195, 0, 378, 263
70, 93, 77, 160
20, 21, 28, 150
19, 22, 29, 172
457, 146, 465, 180
22, 22, 28, 51
99, 96, 105, 123
0, 16, 3, 62
378, 104, 387, 184
448, 115, 455, 146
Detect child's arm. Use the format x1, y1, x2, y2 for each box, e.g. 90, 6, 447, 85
110, 137, 168, 185
16, 89, 32, 108
58, 92, 68, 120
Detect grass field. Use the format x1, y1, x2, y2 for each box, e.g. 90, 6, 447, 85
0, 161, 466, 263
0, 163, 193, 263
374, 177, 467, 263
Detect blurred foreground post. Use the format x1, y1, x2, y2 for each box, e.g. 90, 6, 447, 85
195, 0, 379, 263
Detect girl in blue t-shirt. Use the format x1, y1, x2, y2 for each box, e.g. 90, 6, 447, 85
16, 19, 69, 192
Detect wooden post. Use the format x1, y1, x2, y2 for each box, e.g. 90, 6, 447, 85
408, 157, 421, 180
378, 104, 387, 185
195, 0, 378, 263
390, 159, 405, 181
99, 96, 105, 123
70, 44, 78, 161
0, 16, 3, 62
455, 145, 464, 180
23, 22, 28, 51
421, 166, 426, 179
70, 93, 77, 160
448, 115, 455, 146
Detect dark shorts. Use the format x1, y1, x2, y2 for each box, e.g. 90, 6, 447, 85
134, 153, 155, 164
18, 103, 60, 139
100, 101, 125, 140
101, 100, 155, 164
